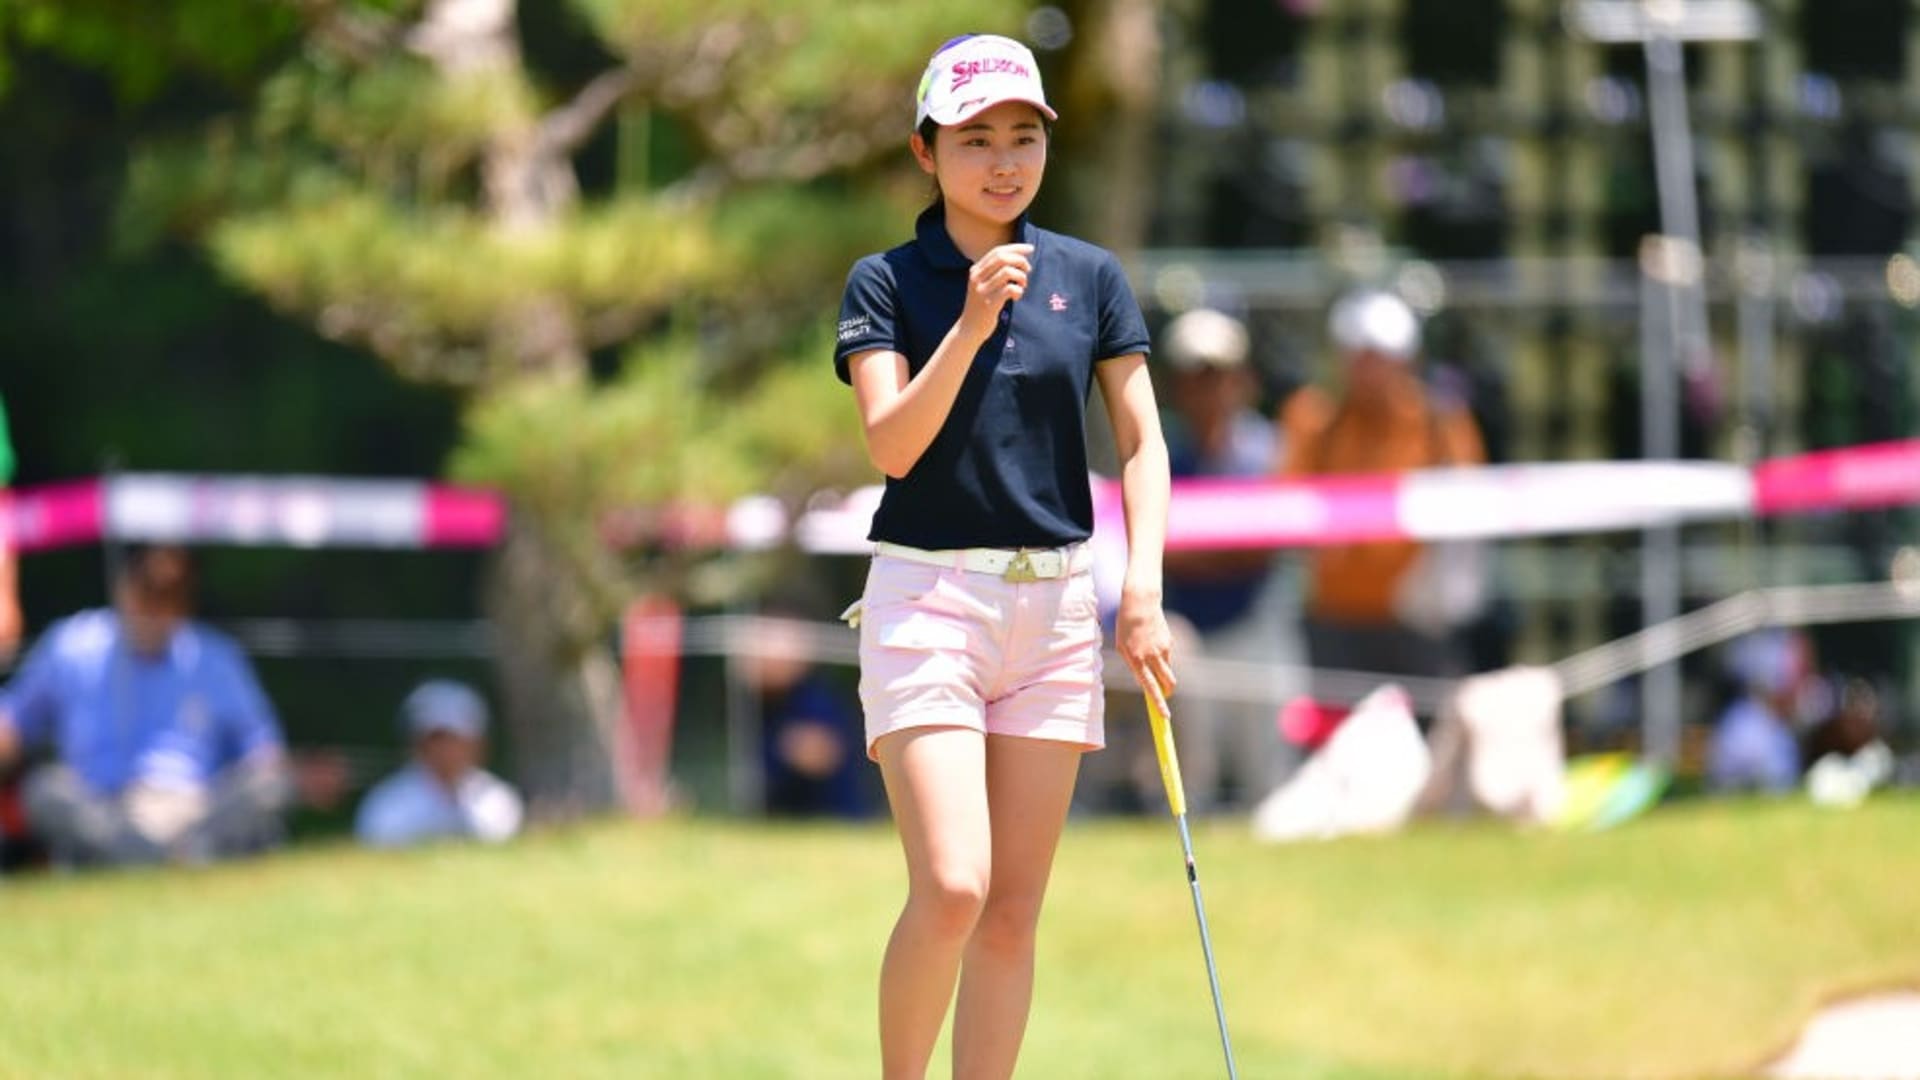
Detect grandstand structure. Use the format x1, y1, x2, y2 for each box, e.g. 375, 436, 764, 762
1140, 0, 1920, 744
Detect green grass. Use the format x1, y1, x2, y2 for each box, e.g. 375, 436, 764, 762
2, 798, 1917, 1079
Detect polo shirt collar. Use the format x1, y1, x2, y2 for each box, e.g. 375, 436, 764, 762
112, 613, 198, 667
915, 202, 1037, 271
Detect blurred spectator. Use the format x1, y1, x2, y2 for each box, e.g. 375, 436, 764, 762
1278, 289, 1485, 708
0, 393, 21, 870
1420, 313, 1518, 675
0, 544, 291, 867
1800, 675, 1895, 806
1706, 629, 1811, 794
1802, 676, 1883, 765
1152, 308, 1301, 810
0, 390, 19, 662
356, 679, 523, 847
742, 614, 869, 819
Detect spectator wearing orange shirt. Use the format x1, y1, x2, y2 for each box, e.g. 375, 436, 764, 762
1278, 290, 1485, 707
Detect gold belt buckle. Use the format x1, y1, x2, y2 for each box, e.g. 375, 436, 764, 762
1002, 550, 1039, 583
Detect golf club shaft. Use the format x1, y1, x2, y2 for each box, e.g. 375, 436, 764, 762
1147, 695, 1239, 1079
1177, 811, 1237, 1079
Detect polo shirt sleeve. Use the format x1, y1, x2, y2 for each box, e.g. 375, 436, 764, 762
0, 623, 64, 746
1095, 252, 1152, 362
834, 255, 902, 384
210, 638, 285, 763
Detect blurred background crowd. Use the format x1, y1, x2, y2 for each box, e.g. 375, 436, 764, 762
2, 0, 1918, 872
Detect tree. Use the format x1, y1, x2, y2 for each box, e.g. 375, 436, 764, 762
87, 0, 1032, 816
0, 0, 298, 104
5, 0, 1176, 816
1045, 0, 1160, 256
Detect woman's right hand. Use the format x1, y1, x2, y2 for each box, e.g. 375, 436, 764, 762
960, 243, 1033, 340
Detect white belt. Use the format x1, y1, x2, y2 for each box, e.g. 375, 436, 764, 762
874, 541, 1091, 582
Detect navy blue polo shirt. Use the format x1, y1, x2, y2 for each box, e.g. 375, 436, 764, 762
834, 204, 1151, 549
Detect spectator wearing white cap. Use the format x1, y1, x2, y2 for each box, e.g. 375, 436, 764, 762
355, 679, 523, 848
1277, 289, 1486, 709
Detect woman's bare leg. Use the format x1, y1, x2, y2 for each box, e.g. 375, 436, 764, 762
951, 737, 1081, 1080
876, 726, 993, 1080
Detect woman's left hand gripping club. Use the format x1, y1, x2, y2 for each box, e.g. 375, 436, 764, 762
1116, 586, 1176, 720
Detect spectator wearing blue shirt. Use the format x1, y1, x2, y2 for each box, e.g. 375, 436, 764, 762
742, 614, 870, 819
1157, 308, 1302, 811
356, 679, 522, 848
0, 545, 290, 867
1707, 629, 1809, 794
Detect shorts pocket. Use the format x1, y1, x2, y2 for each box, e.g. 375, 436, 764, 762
862, 559, 945, 612
1061, 573, 1100, 622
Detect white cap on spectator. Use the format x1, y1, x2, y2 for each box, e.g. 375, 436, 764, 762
1329, 289, 1421, 361
1163, 308, 1251, 371
402, 679, 489, 740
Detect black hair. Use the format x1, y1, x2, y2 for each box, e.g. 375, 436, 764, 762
917, 118, 944, 204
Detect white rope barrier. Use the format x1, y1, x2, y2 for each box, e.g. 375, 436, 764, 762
213, 578, 1920, 719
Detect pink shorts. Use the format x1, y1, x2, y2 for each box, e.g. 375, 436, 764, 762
854, 550, 1105, 759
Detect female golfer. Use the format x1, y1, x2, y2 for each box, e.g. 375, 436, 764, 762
834, 33, 1174, 1080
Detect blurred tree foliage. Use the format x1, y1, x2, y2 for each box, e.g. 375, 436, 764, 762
0, 0, 472, 625
0, 0, 1171, 815
8, 0, 1029, 812
0, 0, 299, 103
0, 1, 486, 792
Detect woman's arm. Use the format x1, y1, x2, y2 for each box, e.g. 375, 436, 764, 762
848, 244, 1033, 479
847, 326, 978, 480
1094, 353, 1176, 714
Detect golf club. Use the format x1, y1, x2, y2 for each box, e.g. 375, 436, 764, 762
1145, 692, 1239, 1079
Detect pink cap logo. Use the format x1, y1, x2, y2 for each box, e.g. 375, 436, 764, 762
950, 55, 1033, 93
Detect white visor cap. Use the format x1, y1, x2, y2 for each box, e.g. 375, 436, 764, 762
1328, 290, 1422, 361
1163, 308, 1251, 370
915, 35, 1057, 129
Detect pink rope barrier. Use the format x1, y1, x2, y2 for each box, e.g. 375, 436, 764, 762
4, 438, 1917, 554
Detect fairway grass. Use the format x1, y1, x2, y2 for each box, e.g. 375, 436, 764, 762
2, 797, 1917, 1079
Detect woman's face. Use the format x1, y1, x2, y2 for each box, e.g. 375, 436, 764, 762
915, 101, 1048, 227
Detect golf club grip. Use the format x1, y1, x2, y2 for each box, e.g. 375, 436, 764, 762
1145, 695, 1188, 817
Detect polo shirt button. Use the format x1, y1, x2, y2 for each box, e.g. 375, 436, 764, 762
999, 309, 1010, 323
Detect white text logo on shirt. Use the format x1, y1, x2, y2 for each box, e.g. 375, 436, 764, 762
837, 315, 872, 343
